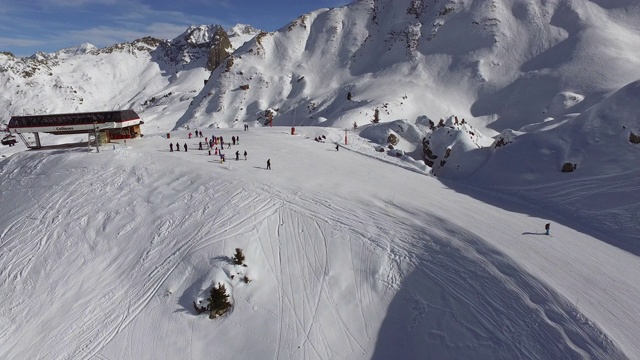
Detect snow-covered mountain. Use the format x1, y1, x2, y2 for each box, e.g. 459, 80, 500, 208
183, 0, 640, 134
0, 24, 261, 130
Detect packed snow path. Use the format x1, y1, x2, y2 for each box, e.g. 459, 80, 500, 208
0, 128, 637, 359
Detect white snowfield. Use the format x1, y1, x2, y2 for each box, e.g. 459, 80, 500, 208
1, 127, 638, 360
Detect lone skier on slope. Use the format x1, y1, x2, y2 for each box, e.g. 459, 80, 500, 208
545, 223, 550, 235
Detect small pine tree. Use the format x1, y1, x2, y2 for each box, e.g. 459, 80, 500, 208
371, 109, 380, 124
207, 283, 232, 319
233, 248, 245, 265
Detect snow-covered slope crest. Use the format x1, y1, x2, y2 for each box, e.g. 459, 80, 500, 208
1, 128, 638, 359
183, 0, 640, 133
462, 79, 640, 185
227, 24, 261, 49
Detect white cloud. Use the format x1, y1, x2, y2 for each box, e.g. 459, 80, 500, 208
38, 0, 118, 6
63, 26, 153, 47
0, 37, 46, 48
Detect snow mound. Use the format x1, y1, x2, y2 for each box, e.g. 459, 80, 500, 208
422, 116, 494, 178
562, 79, 640, 175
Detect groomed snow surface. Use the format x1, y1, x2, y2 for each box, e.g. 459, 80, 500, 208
1, 126, 638, 360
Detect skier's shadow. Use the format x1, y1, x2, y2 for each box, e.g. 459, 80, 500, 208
253, 166, 268, 170
522, 232, 547, 236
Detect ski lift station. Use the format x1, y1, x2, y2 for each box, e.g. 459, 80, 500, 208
6, 110, 143, 148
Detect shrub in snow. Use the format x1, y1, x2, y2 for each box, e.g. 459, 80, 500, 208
208, 283, 232, 319
562, 163, 577, 172
371, 109, 380, 124
630, 132, 640, 144
224, 57, 234, 72
387, 133, 399, 145
192, 283, 232, 318
233, 248, 245, 266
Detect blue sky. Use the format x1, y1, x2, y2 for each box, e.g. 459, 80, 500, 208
0, 0, 351, 57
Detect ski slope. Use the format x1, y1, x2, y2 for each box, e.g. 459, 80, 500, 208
1, 126, 638, 359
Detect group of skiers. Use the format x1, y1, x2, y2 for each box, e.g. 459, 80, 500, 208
188, 130, 204, 139
169, 142, 187, 152
169, 132, 258, 166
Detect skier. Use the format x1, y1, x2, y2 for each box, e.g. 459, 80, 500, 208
244, 150, 247, 160
236, 135, 239, 144
232, 136, 236, 146
170, 143, 173, 152
176, 142, 180, 151
188, 132, 192, 139
267, 159, 271, 170
199, 142, 203, 150
184, 143, 188, 152
336, 144, 339, 151
545, 223, 551, 235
